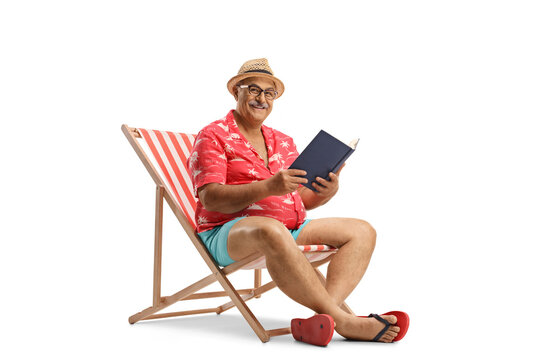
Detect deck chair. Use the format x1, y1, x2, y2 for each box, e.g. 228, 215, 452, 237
121, 124, 354, 342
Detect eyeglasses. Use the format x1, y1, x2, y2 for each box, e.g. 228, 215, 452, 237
237, 84, 278, 100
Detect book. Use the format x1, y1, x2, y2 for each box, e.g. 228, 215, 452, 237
289, 130, 359, 192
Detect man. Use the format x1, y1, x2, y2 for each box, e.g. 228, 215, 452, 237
188, 58, 406, 343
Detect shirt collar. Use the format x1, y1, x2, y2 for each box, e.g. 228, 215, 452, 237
226, 110, 275, 170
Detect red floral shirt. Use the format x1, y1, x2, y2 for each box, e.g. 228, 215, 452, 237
188, 110, 307, 233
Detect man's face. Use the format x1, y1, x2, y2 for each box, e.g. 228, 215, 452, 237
234, 77, 276, 125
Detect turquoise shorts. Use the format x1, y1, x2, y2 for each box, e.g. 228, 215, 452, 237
198, 217, 312, 267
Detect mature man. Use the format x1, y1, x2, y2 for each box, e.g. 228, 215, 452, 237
187, 58, 406, 343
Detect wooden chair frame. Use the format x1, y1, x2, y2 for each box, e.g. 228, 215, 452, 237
121, 124, 353, 342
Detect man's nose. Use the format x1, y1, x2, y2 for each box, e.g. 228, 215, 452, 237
255, 91, 267, 103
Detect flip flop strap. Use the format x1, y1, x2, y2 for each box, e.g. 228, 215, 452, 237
369, 313, 391, 342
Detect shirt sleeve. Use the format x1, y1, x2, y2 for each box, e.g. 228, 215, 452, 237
187, 130, 227, 198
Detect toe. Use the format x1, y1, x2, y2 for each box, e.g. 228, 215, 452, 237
381, 335, 392, 343
382, 315, 398, 324
382, 327, 398, 342
390, 325, 400, 333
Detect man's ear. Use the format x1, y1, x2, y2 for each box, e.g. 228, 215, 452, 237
233, 86, 239, 101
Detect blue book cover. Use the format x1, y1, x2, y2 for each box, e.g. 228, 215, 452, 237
289, 130, 358, 191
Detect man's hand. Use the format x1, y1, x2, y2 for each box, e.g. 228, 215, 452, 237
265, 169, 308, 196
311, 166, 343, 198
299, 163, 345, 210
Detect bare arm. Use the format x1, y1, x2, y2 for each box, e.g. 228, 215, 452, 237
198, 169, 308, 214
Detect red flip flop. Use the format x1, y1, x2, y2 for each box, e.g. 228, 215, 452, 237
360, 311, 410, 342
291, 314, 335, 346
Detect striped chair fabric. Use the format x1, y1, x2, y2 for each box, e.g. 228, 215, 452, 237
137, 128, 337, 269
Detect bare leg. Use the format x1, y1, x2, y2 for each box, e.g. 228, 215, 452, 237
227, 216, 399, 342
296, 218, 377, 307
228, 217, 344, 315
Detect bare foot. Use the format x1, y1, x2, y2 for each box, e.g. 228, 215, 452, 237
334, 314, 400, 343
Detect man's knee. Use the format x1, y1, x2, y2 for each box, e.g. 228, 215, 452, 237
351, 219, 377, 251
232, 216, 292, 250
252, 217, 293, 251
228, 217, 292, 260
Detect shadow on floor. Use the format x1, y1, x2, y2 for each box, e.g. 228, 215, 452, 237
134, 313, 293, 342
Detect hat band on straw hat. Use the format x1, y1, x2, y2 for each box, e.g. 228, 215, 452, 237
244, 69, 273, 75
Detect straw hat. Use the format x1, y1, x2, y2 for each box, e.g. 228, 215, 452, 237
227, 58, 285, 99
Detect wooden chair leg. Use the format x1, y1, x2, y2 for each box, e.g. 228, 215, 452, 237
218, 281, 276, 313
254, 269, 262, 298
153, 186, 164, 307
129, 273, 218, 324
213, 269, 270, 342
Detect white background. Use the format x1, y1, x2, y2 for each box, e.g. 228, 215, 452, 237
1, 1, 539, 358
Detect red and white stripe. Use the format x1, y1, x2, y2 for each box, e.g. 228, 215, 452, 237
298, 245, 334, 252
137, 127, 337, 269
138, 128, 197, 229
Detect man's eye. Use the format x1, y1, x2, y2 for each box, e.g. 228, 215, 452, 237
248, 87, 261, 95
264, 90, 277, 99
